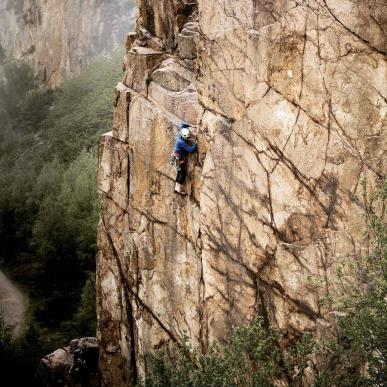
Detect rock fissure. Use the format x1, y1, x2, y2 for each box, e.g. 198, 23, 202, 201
99, 218, 138, 384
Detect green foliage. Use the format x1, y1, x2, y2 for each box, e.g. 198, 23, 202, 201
330, 178, 387, 385
32, 150, 98, 281
303, 178, 386, 387
0, 312, 43, 386
29, 150, 98, 326
0, 310, 14, 362
0, 53, 122, 372
0, 62, 53, 132
40, 52, 122, 162
61, 272, 97, 337
140, 318, 315, 387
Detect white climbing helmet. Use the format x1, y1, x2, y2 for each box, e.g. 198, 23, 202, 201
181, 127, 190, 140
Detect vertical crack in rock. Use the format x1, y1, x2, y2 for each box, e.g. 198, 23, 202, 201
97, 1, 386, 385
100, 218, 138, 385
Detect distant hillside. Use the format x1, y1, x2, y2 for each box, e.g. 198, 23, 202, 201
0, 0, 137, 87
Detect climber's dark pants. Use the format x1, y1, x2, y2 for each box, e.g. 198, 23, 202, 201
176, 156, 187, 184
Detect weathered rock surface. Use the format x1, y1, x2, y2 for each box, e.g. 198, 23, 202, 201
36, 337, 99, 387
0, 0, 137, 87
97, 1, 386, 386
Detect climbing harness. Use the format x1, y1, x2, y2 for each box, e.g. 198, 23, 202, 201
169, 154, 183, 171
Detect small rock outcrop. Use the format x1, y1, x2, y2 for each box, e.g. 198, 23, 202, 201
0, 0, 137, 87
97, 1, 386, 386
36, 337, 99, 387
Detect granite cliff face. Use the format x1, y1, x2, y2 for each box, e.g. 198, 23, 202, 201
0, 0, 137, 87
97, 1, 386, 385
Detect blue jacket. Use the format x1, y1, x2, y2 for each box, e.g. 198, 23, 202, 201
173, 122, 197, 156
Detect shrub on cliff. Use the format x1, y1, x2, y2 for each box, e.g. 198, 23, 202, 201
139, 319, 316, 387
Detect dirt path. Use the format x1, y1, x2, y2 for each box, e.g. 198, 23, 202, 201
0, 270, 29, 337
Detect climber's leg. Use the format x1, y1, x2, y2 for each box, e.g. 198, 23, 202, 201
175, 182, 187, 195
175, 158, 187, 195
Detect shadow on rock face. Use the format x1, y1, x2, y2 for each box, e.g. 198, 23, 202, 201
280, 213, 322, 246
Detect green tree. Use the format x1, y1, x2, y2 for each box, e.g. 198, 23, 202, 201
32, 150, 98, 325
0, 52, 121, 381
40, 51, 122, 162
63, 272, 97, 337
0, 62, 53, 132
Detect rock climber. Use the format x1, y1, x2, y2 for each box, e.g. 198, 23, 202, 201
171, 122, 197, 195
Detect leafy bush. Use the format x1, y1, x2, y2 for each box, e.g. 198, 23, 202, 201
140, 318, 315, 387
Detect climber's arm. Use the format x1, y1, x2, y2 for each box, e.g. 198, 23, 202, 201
181, 141, 197, 153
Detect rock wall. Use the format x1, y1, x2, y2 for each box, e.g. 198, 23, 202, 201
0, 0, 137, 87
97, 1, 386, 385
